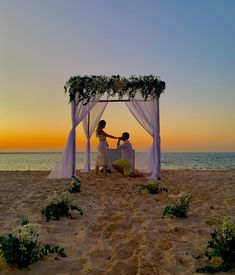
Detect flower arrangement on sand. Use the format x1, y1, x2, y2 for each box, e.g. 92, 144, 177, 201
41, 191, 83, 221
195, 216, 235, 273
138, 180, 168, 194
0, 219, 66, 269
68, 176, 81, 193
163, 191, 191, 218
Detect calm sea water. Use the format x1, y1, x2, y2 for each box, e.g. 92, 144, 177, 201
0, 152, 234, 171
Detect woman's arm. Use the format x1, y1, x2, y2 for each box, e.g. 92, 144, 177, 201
101, 130, 118, 139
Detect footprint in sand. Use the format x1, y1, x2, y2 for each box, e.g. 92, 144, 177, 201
112, 238, 138, 260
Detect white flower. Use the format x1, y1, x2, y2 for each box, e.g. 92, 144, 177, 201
19, 243, 27, 252
15, 223, 41, 244
60, 191, 71, 204
47, 191, 71, 205
170, 191, 191, 207
216, 216, 235, 242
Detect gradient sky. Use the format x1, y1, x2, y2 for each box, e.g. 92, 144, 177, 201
1, 0, 235, 152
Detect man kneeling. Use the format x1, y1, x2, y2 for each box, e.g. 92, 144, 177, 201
112, 132, 133, 176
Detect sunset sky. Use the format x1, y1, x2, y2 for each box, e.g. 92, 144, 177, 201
1, 0, 235, 152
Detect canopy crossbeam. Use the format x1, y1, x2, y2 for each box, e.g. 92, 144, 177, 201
98, 99, 153, 102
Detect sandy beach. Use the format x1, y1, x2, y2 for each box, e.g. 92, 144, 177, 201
0, 170, 235, 275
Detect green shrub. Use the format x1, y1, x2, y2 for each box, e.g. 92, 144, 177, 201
41, 191, 83, 221
163, 191, 191, 218
196, 216, 235, 273
0, 219, 66, 269
68, 176, 81, 193
138, 181, 168, 194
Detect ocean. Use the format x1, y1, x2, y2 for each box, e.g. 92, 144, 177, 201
0, 152, 234, 171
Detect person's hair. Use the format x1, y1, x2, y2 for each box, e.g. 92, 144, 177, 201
122, 132, 129, 140
96, 120, 106, 136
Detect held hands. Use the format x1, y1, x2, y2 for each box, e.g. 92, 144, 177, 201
117, 136, 122, 146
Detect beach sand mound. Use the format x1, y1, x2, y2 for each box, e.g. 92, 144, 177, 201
0, 170, 235, 274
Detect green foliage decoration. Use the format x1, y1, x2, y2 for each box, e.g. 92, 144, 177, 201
68, 176, 81, 193
195, 216, 235, 273
0, 219, 66, 269
64, 75, 166, 104
41, 191, 83, 222
138, 181, 168, 194
163, 191, 191, 218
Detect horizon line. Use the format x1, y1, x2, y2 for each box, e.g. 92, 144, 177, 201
1, 151, 235, 154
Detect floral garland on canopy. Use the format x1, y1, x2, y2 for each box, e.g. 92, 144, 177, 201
64, 75, 166, 104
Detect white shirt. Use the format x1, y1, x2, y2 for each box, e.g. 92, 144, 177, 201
117, 140, 133, 163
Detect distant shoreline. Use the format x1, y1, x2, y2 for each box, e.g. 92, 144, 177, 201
1, 151, 235, 154
1, 168, 235, 172
1, 152, 234, 171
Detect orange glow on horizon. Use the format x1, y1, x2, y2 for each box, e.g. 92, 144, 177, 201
1, 128, 235, 152
0, 132, 67, 151
1, 103, 235, 152
0, 129, 153, 152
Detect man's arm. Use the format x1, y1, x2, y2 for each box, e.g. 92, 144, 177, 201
117, 138, 126, 150
117, 137, 121, 146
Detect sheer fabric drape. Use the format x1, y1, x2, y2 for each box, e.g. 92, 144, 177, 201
125, 98, 160, 179
81, 102, 108, 172
47, 94, 102, 179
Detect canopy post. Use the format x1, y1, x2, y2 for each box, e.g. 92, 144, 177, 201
156, 96, 161, 179
87, 112, 91, 171
71, 100, 77, 177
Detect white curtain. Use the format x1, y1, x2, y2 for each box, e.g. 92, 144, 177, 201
125, 97, 160, 179
47, 94, 103, 179
81, 102, 108, 172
